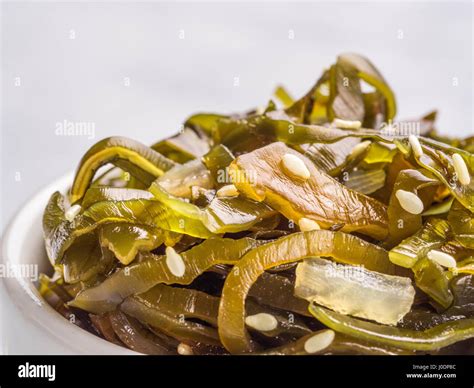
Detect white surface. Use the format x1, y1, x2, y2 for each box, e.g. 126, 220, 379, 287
0, 0, 473, 354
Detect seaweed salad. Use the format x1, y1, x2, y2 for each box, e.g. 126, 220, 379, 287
39, 53, 474, 355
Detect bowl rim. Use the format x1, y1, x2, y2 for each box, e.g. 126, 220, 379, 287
2, 172, 137, 355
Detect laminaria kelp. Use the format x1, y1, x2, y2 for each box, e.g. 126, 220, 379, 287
40, 53, 474, 355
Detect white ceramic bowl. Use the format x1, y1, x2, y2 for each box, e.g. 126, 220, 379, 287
1, 172, 136, 354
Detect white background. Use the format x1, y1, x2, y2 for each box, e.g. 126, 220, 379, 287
1, 0, 473, 353
2, 0, 473, 230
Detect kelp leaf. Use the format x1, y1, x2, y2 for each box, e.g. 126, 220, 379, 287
229, 142, 388, 240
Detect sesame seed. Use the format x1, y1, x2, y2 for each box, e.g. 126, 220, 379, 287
409, 135, 423, 158
281, 153, 310, 180
165, 246, 186, 277
395, 189, 424, 215
452, 153, 471, 186
177, 343, 193, 355
304, 330, 335, 354
350, 140, 371, 158
216, 184, 239, 198
319, 83, 330, 96
427, 250, 457, 268
245, 313, 278, 332
65, 204, 81, 222
332, 118, 362, 130
298, 218, 321, 232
